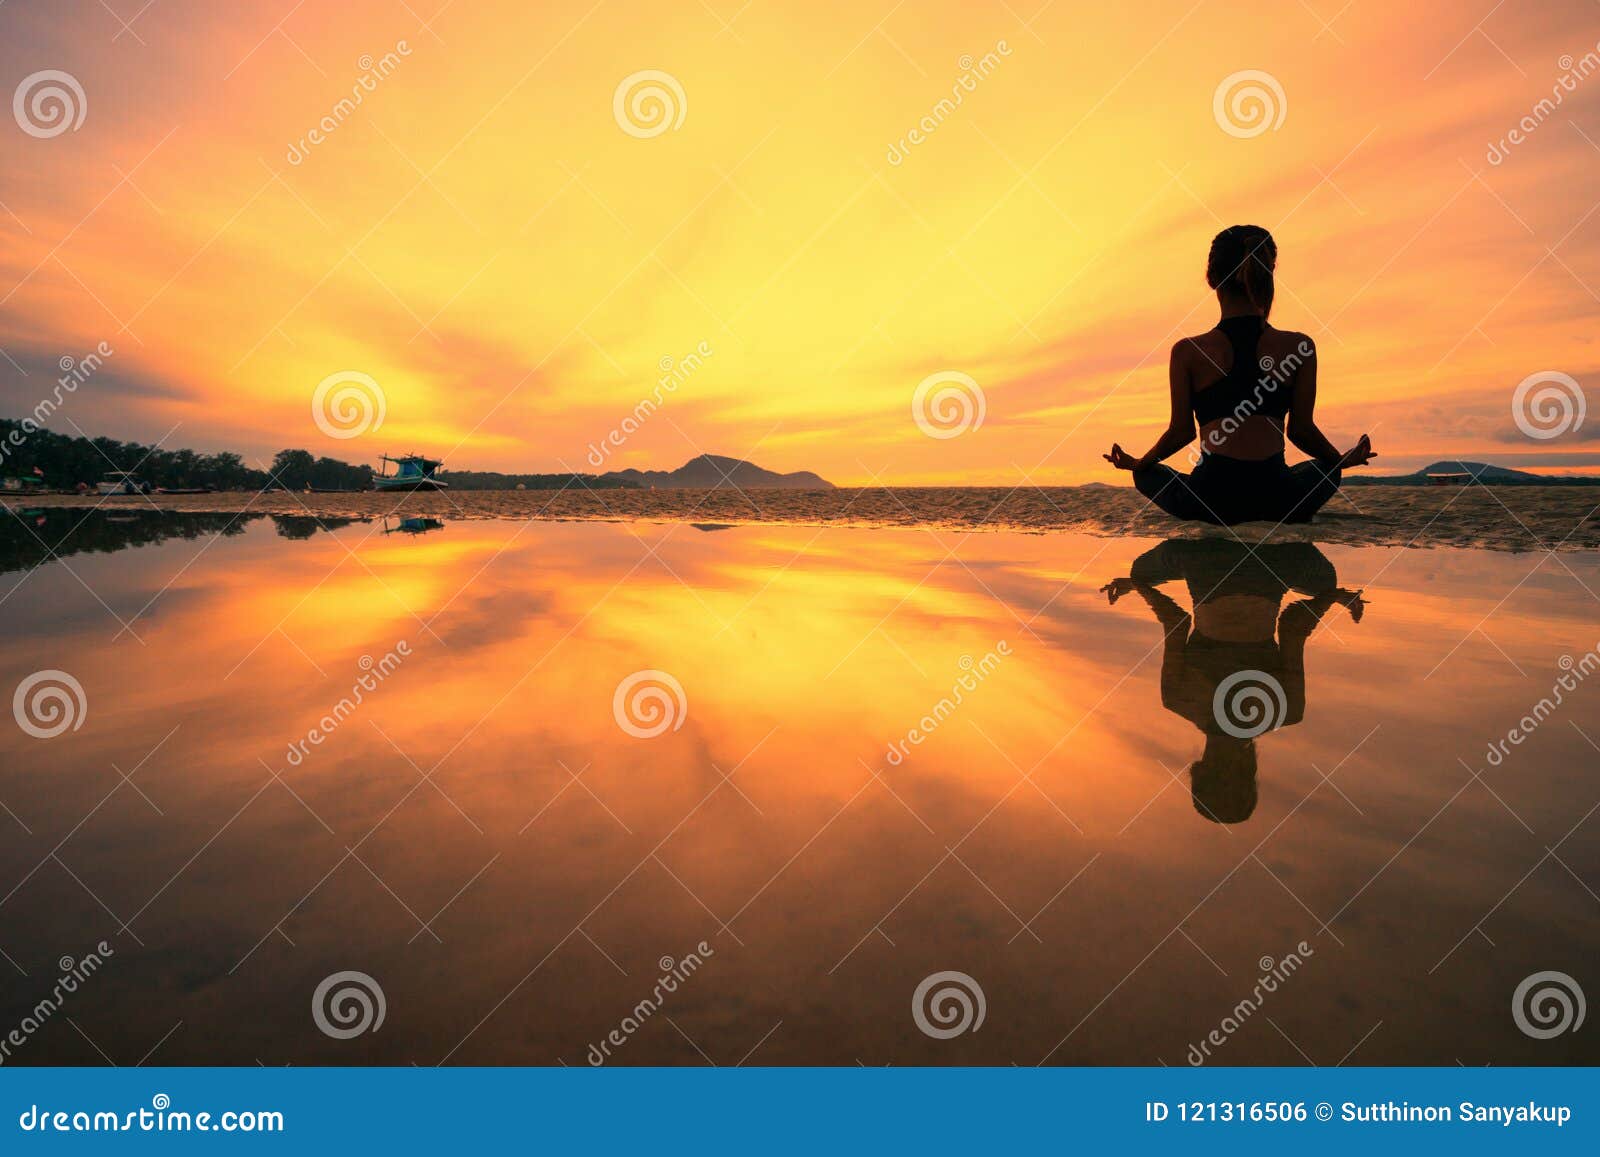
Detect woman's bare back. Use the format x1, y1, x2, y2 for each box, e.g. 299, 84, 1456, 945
1180, 322, 1314, 460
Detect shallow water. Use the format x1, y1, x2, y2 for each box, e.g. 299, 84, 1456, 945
16, 481, 1600, 551
0, 509, 1597, 1066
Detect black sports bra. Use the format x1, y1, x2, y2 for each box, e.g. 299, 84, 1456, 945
1191, 316, 1294, 426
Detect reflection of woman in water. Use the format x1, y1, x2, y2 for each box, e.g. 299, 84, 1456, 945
1103, 225, 1377, 525
1103, 538, 1365, 823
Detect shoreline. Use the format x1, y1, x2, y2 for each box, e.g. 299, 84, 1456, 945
7, 485, 1597, 552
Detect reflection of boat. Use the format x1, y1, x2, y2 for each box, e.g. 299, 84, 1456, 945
374, 454, 447, 492
97, 471, 151, 495
383, 515, 445, 536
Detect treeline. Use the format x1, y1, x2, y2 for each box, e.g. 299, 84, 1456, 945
0, 420, 372, 491
265, 449, 373, 491
1, 418, 639, 492
2, 420, 262, 489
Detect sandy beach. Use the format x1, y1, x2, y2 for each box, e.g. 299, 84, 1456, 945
11, 484, 1598, 551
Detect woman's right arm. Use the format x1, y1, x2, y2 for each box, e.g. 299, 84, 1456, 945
1128, 341, 1198, 468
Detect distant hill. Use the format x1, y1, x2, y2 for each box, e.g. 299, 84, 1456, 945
440, 469, 632, 491
1348, 460, 1600, 486
599, 454, 834, 490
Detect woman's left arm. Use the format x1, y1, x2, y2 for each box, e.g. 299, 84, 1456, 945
1287, 339, 1377, 468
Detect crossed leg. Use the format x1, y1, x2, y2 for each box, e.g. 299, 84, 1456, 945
1278, 460, 1343, 523
1133, 464, 1219, 524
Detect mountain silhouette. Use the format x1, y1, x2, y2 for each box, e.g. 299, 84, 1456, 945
599, 454, 834, 490
1350, 460, 1599, 486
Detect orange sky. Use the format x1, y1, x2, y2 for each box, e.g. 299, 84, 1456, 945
2, 0, 1598, 482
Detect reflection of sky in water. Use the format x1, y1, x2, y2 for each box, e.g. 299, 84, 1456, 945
1, 511, 1597, 1065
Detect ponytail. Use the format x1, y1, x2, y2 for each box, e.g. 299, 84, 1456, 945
1206, 225, 1276, 317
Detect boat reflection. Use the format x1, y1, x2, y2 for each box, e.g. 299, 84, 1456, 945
1102, 538, 1365, 824
383, 515, 446, 536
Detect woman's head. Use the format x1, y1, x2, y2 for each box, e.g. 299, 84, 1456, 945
1190, 734, 1258, 824
1206, 224, 1276, 315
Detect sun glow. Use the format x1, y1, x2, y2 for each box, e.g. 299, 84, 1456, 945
3, 1, 1598, 482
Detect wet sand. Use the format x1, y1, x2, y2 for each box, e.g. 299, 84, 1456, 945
12, 484, 1599, 551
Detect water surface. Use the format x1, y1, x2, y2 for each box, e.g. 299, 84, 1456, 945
1, 509, 1596, 1065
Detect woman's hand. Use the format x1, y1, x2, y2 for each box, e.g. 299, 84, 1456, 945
1339, 434, 1376, 469
1103, 443, 1141, 471
1301, 586, 1367, 623
1101, 577, 1138, 604
1333, 587, 1367, 623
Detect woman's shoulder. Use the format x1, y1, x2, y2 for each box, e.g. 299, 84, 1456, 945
1172, 329, 1229, 361
1263, 324, 1316, 358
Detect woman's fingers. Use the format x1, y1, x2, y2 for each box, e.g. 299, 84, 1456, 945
1106, 443, 1138, 470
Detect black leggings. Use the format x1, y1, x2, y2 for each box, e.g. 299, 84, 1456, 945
1133, 453, 1342, 526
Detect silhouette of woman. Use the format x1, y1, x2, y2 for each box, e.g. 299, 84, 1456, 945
1102, 538, 1364, 823
1104, 225, 1376, 525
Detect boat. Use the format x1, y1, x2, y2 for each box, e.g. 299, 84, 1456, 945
374, 454, 447, 492
383, 515, 445, 536
97, 471, 151, 496
155, 486, 215, 495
